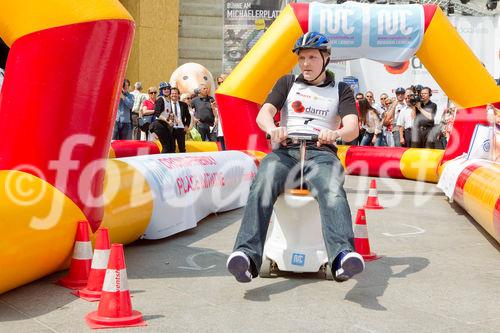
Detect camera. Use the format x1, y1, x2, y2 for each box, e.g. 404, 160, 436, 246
408, 93, 421, 106
409, 84, 423, 96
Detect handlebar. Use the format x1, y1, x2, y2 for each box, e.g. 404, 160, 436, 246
266, 133, 319, 142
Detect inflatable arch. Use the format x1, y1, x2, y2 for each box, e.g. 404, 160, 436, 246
216, 2, 500, 159
0, 1, 252, 294
0, 0, 140, 293
215, 3, 500, 240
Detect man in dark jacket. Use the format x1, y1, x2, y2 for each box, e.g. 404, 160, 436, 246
411, 87, 438, 148
169, 87, 191, 153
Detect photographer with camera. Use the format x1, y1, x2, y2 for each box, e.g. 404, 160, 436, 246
112, 79, 134, 140
412, 86, 438, 148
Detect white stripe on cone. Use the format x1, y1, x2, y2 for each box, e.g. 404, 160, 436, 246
368, 188, 377, 196
354, 225, 369, 239
73, 241, 93, 260
102, 269, 129, 292
90, 249, 111, 269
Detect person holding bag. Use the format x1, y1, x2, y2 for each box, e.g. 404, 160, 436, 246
150, 110, 174, 153
150, 83, 174, 153
180, 93, 202, 141
139, 87, 157, 140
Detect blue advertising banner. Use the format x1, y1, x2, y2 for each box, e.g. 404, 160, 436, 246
310, 2, 363, 48
369, 5, 423, 49
308, 2, 424, 63
342, 75, 360, 95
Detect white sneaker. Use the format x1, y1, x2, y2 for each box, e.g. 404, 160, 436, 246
334, 251, 365, 282
226, 251, 252, 283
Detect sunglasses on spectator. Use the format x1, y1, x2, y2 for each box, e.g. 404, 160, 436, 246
149, 92, 157, 94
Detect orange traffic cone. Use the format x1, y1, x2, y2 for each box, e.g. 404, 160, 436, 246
56, 221, 93, 289
353, 208, 380, 261
364, 179, 383, 209
85, 244, 146, 329
74, 228, 111, 302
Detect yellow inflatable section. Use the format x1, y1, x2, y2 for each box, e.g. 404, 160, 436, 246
462, 164, 500, 241
416, 7, 499, 108
400, 149, 444, 183
100, 160, 153, 245
0, 160, 153, 294
0, 0, 132, 46
0, 171, 86, 294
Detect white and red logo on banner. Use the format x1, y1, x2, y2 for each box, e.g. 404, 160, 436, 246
120, 151, 257, 239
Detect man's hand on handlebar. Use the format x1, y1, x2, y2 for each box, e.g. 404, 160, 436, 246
317, 129, 339, 147
267, 127, 288, 146
266, 129, 324, 146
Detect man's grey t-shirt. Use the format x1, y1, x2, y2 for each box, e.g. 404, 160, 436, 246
192, 95, 215, 126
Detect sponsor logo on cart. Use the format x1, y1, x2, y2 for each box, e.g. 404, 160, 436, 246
291, 253, 306, 266
483, 139, 490, 152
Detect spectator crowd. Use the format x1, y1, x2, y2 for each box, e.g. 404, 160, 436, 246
113, 74, 227, 153
113, 74, 459, 152
350, 84, 456, 149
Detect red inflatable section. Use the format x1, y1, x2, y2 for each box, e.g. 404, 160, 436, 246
0, 20, 134, 232
215, 93, 270, 152
290, 3, 309, 33
441, 106, 489, 164
345, 146, 406, 178
422, 4, 437, 31
111, 140, 160, 158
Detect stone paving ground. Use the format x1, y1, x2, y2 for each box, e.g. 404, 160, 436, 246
1, 176, 499, 333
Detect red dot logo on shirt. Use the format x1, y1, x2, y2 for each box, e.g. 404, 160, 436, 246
292, 100, 305, 113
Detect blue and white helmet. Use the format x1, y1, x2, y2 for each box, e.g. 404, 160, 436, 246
159, 81, 171, 90
292, 32, 331, 54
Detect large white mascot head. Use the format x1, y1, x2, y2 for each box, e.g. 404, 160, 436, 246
170, 63, 216, 96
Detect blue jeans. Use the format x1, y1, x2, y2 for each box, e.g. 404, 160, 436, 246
360, 132, 386, 146
392, 131, 401, 147
233, 145, 355, 277
196, 123, 213, 141
112, 122, 132, 140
